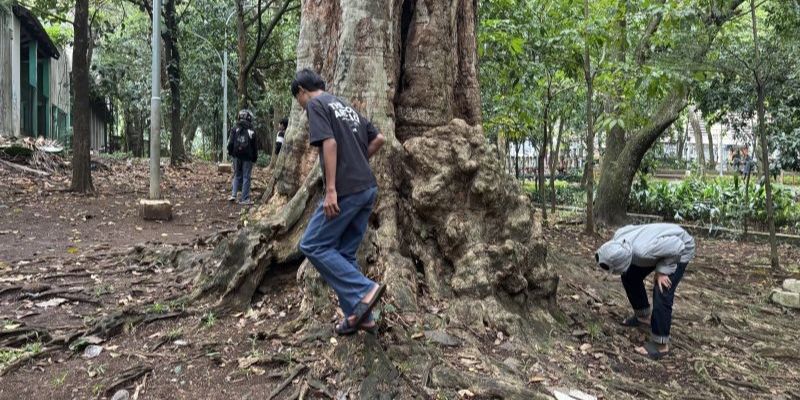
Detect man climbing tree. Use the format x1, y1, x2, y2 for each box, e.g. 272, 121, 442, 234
293, 68, 387, 335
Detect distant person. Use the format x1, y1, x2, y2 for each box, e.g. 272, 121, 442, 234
742, 154, 755, 178
732, 151, 741, 174
292, 68, 387, 335
595, 223, 696, 360
275, 117, 288, 156
227, 109, 258, 205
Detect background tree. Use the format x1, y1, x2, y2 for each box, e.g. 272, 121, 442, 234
592, 0, 746, 225
70, 0, 93, 192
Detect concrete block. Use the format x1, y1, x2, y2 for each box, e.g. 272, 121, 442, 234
771, 289, 800, 309
218, 163, 232, 173
782, 279, 800, 294
139, 199, 172, 221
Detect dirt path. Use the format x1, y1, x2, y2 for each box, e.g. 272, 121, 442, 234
0, 158, 267, 264
1, 166, 798, 399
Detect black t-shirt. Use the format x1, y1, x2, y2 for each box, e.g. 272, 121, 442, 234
307, 93, 378, 196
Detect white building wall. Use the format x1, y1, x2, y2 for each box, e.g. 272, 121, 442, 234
49, 51, 70, 112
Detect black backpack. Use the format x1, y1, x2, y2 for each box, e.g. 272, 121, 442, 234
233, 126, 252, 158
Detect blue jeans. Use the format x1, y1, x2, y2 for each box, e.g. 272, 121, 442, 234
621, 262, 689, 344
231, 158, 253, 201
299, 187, 378, 319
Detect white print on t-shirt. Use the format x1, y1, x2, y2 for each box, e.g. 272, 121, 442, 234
328, 102, 361, 133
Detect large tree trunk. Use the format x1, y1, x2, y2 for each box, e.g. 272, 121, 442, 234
181, 1, 557, 396
163, 0, 186, 165
70, 0, 94, 193
595, 92, 687, 225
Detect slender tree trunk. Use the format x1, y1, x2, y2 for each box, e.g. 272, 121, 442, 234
677, 120, 687, 162
583, 0, 595, 234
743, 168, 751, 235
514, 139, 521, 179
70, 0, 93, 193
706, 121, 715, 168
163, 0, 186, 165
751, 0, 779, 269
538, 86, 551, 223
689, 107, 705, 174
235, 0, 248, 110
550, 116, 565, 214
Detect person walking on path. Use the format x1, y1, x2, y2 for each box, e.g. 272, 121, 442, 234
595, 223, 696, 359
227, 109, 258, 205
293, 68, 387, 335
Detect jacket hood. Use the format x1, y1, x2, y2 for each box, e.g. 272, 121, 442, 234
596, 240, 632, 275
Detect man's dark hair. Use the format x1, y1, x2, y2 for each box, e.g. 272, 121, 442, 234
280, 117, 289, 130
290, 68, 326, 97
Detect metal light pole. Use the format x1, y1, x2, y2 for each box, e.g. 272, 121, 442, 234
149, 0, 163, 199
223, 49, 228, 162
223, 10, 237, 163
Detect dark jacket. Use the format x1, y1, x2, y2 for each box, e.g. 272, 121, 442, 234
227, 121, 258, 162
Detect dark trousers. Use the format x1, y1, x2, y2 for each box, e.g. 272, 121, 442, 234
621, 262, 688, 344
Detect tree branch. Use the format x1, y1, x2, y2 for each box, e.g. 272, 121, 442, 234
634, 0, 666, 66
246, 0, 277, 27
243, 0, 294, 84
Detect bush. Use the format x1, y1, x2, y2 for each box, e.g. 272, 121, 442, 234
256, 153, 271, 168
522, 180, 586, 207
629, 175, 800, 232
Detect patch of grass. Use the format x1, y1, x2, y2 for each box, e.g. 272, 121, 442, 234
201, 312, 217, 329
93, 285, 113, 297
87, 364, 106, 378
147, 302, 170, 314
51, 371, 68, 387
586, 321, 603, 341
166, 327, 183, 340
92, 383, 104, 397
0, 342, 42, 369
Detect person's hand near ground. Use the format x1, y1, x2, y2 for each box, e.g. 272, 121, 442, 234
655, 273, 672, 292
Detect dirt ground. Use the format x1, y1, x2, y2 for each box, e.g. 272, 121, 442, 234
1, 161, 799, 399
0, 158, 267, 263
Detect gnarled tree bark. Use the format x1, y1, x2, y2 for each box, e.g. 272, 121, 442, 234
183, 0, 557, 396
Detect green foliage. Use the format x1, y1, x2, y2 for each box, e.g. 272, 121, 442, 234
256, 152, 270, 168
629, 175, 800, 232
0, 341, 42, 368
44, 24, 72, 48
522, 180, 586, 207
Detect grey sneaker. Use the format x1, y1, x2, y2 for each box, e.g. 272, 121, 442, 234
239, 199, 253, 205
228, 196, 236, 202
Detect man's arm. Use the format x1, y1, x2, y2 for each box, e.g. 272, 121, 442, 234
321, 138, 340, 218
367, 133, 385, 159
